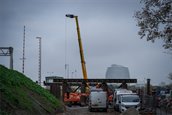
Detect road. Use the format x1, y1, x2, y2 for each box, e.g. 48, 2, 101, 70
58, 106, 120, 115
156, 108, 172, 115
59, 106, 172, 115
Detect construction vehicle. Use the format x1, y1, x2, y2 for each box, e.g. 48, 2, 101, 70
64, 14, 89, 106
66, 14, 88, 80
64, 14, 116, 108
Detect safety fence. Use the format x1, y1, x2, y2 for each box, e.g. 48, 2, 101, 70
140, 95, 172, 115
156, 97, 172, 115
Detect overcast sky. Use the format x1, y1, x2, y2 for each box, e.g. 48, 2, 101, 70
0, 0, 172, 85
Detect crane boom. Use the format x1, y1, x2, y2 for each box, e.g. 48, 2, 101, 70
66, 14, 88, 80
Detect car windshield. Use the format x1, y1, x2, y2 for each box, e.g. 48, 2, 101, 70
122, 95, 140, 102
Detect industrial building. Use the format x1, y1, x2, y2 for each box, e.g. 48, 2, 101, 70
105, 64, 130, 79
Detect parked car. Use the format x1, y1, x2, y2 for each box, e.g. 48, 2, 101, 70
88, 87, 108, 112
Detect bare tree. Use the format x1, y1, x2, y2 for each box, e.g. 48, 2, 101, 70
134, 0, 172, 50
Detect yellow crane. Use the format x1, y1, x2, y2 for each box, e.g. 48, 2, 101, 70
66, 14, 88, 80
65, 15, 112, 106
65, 14, 89, 106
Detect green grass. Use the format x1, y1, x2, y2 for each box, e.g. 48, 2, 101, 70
0, 65, 62, 114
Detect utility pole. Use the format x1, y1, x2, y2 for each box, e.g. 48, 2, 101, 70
9, 47, 13, 69
21, 26, 26, 73
36, 37, 42, 86
147, 79, 151, 95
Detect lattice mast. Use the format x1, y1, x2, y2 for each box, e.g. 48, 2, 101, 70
22, 26, 26, 73
36, 37, 42, 85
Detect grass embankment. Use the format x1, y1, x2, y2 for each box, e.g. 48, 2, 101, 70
0, 65, 63, 115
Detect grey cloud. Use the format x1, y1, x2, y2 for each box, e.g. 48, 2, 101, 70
0, 0, 171, 85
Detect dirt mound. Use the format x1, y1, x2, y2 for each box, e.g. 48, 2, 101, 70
0, 65, 63, 115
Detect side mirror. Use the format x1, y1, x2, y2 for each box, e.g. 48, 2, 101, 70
119, 101, 121, 103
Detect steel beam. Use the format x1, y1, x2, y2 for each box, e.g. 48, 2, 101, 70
52, 78, 137, 83
44, 78, 137, 86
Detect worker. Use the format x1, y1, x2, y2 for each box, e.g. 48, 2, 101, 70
66, 85, 71, 99
119, 81, 128, 89
96, 83, 102, 88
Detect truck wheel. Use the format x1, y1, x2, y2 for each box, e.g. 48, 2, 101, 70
80, 103, 84, 107
89, 107, 93, 112
114, 106, 117, 111
119, 107, 122, 113
104, 108, 107, 112
67, 103, 72, 107
114, 106, 119, 111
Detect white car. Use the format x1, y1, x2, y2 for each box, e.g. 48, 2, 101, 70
118, 94, 140, 112
113, 89, 141, 112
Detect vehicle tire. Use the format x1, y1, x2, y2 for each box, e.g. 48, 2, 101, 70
114, 106, 119, 112
67, 103, 72, 107
80, 103, 84, 107
114, 106, 117, 111
104, 108, 107, 112
89, 106, 93, 112
119, 107, 122, 113
89, 108, 91, 112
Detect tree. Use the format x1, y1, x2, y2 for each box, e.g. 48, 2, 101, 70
134, 0, 172, 50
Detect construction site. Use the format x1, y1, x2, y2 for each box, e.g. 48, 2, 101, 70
1, 0, 172, 115
1, 12, 172, 115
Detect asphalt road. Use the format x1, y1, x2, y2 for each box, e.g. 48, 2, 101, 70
58, 106, 120, 115
156, 108, 172, 115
